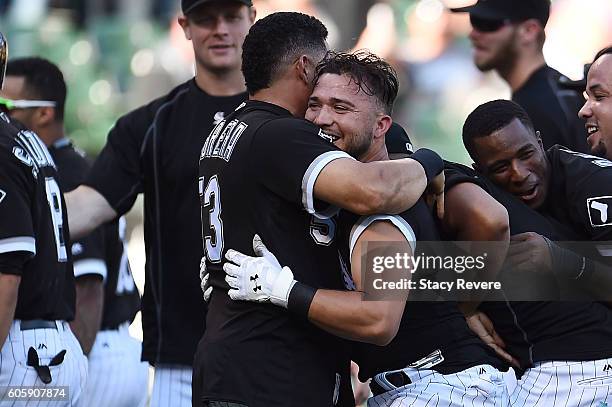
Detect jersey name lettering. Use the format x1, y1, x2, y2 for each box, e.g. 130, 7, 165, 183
201, 119, 248, 162
12, 130, 56, 178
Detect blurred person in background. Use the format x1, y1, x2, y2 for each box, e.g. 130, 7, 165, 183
580, 46, 612, 160
450, 0, 589, 153
1, 56, 146, 407
63, 0, 255, 405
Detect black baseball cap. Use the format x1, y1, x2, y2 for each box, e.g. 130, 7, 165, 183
182, 0, 252, 15
385, 122, 414, 156
450, 0, 551, 27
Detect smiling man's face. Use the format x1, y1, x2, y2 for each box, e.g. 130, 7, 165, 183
305, 73, 380, 160
580, 53, 612, 160
472, 118, 550, 209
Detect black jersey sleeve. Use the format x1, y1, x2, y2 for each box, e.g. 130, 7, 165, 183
548, 146, 612, 240
0, 147, 36, 260
71, 228, 107, 281
84, 108, 150, 216
443, 161, 490, 193
251, 118, 352, 217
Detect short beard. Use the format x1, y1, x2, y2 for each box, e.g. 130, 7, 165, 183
345, 131, 373, 160
593, 140, 608, 159
475, 30, 519, 75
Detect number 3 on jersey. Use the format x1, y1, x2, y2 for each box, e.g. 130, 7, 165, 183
199, 175, 224, 263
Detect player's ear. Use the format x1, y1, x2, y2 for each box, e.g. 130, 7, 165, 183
36, 106, 55, 127
178, 15, 192, 40
535, 130, 545, 150
247, 6, 256, 23
296, 55, 312, 86
374, 115, 392, 141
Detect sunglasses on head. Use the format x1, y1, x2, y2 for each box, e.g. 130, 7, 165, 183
0, 96, 56, 111
470, 15, 513, 32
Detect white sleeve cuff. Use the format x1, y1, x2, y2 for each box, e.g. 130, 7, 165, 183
301, 150, 353, 219
0, 236, 36, 255
73, 258, 107, 281
348, 215, 416, 260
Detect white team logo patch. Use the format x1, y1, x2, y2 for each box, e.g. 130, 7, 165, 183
0, 189, 5, 204
587, 196, 612, 227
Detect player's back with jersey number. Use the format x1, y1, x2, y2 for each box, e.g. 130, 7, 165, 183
0, 114, 87, 406
0, 115, 74, 320
195, 100, 352, 406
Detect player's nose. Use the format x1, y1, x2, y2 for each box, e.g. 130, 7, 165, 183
312, 106, 334, 127
509, 161, 530, 184
578, 98, 592, 120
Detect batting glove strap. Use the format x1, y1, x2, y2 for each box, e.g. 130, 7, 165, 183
287, 281, 317, 318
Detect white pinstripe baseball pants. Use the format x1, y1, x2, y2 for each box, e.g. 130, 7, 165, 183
367, 364, 513, 407
150, 364, 192, 407
511, 359, 612, 406
0, 320, 88, 406
76, 323, 149, 407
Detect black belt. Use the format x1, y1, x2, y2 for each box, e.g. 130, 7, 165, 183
20, 320, 57, 330
370, 371, 412, 396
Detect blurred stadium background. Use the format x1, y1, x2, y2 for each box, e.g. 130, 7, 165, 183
3, 0, 611, 402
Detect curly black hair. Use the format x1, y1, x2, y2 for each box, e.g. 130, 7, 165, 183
314, 50, 399, 114
462, 99, 535, 161
6, 57, 67, 121
241, 12, 327, 95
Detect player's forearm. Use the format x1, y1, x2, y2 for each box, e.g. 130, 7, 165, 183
70, 275, 104, 354
0, 273, 20, 349
358, 159, 429, 215
66, 185, 117, 239
307, 289, 404, 346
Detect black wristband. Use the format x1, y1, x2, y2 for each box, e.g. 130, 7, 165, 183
410, 149, 444, 184
287, 282, 317, 318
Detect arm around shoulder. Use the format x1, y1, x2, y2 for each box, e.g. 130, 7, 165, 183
65, 185, 117, 240
313, 156, 432, 215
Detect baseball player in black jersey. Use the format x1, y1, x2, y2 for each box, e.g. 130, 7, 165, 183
458, 99, 612, 405
449, 0, 589, 153
195, 15, 446, 407
0, 33, 87, 405
219, 50, 510, 407
63, 1, 255, 405
1, 56, 146, 406
580, 46, 612, 160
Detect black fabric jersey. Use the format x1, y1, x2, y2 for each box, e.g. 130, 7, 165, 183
544, 145, 612, 241
85, 79, 246, 364
445, 162, 612, 368
49, 138, 140, 330
0, 114, 75, 321
194, 100, 353, 406
512, 65, 589, 153
338, 199, 503, 382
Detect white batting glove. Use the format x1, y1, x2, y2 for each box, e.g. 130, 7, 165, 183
224, 234, 296, 308
199, 257, 212, 302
